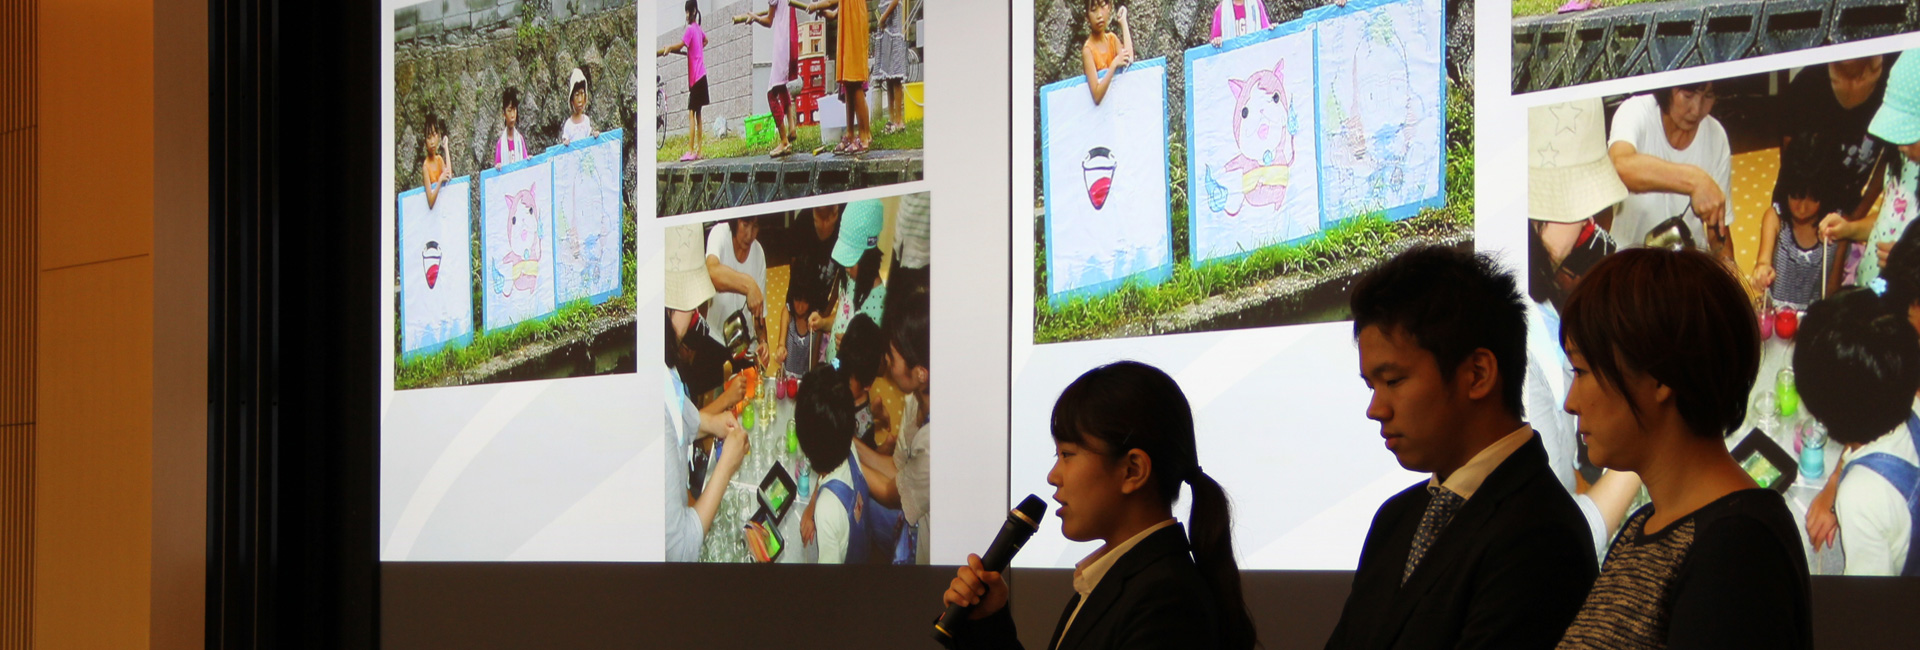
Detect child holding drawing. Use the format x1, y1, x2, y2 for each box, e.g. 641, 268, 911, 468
1080, 0, 1135, 105
657, 1, 709, 161
420, 111, 453, 209
560, 67, 594, 145
1210, 0, 1273, 47
494, 87, 527, 168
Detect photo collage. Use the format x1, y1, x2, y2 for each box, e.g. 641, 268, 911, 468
383, 0, 939, 565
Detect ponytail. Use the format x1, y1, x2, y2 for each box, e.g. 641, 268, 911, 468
1051, 361, 1260, 650
1185, 470, 1258, 650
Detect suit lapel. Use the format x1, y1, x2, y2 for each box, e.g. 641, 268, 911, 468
1046, 593, 1081, 650
1366, 436, 1550, 650
1052, 525, 1190, 650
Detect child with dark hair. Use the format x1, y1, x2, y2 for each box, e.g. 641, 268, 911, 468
1078, 0, 1134, 105
420, 111, 453, 209
773, 250, 825, 379
837, 313, 886, 447
657, 2, 709, 161
1756, 136, 1840, 308
793, 364, 907, 564
1795, 287, 1920, 575
494, 87, 526, 168
1880, 211, 1920, 332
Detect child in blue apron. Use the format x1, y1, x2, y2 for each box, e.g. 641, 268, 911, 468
1795, 287, 1920, 575
793, 364, 912, 564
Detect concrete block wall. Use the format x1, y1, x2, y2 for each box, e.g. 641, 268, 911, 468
656, 0, 756, 138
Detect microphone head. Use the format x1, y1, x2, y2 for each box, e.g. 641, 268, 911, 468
1012, 495, 1047, 530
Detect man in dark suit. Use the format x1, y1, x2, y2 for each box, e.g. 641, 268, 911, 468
1326, 247, 1598, 650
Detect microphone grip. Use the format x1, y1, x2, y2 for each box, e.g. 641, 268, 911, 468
933, 517, 1034, 648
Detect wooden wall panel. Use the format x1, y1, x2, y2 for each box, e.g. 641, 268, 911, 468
0, 0, 34, 646
151, 0, 206, 645
34, 257, 154, 650
35, 0, 152, 271
36, 0, 158, 647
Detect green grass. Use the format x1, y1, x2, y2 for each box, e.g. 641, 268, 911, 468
1035, 213, 1429, 343
1512, 0, 1665, 17
656, 119, 924, 162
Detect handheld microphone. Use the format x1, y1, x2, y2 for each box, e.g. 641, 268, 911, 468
933, 495, 1048, 648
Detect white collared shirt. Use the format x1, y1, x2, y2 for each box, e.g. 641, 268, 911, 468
1058, 518, 1180, 648
1837, 399, 1919, 576
1428, 425, 1536, 501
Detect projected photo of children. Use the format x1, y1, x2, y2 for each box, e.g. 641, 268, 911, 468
663, 192, 932, 564
1029, 0, 1475, 344
653, 0, 928, 219
1523, 46, 1920, 576
391, 0, 640, 390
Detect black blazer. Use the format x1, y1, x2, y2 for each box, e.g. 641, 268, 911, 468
1325, 434, 1598, 650
958, 524, 1221, 650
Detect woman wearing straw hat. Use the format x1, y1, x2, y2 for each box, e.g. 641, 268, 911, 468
1528, 98, 1646, 561
664, 224, 752, 562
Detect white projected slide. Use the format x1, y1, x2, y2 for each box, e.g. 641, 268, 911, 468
379, 0, 1014, 564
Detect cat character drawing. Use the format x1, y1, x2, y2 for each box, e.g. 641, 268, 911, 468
494, 184, 543, 298
1207, 59, 1296, 217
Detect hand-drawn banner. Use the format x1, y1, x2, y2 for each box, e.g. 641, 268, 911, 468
398, 178, 475, 358
1186, 22, 1321, 265
549, 129, 625, 306
1312, 0, 1447, 223
1040, 58, 1175, 305
1178, 0, 1447, 267
481, 158, 559, 332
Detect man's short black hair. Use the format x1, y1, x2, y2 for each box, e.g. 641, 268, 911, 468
794, 365, 855, 473
1796, 287, 1920, 445
1350, 246, 1528, 418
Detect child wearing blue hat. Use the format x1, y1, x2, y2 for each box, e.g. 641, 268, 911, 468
1825, 49, 1920, 286
810, 199, 888, 361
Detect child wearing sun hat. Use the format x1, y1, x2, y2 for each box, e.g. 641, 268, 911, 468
816, 199, 887, 361
1831, 49, 1920, 286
